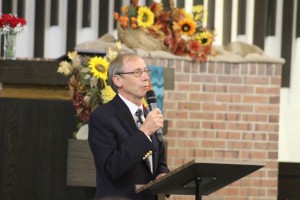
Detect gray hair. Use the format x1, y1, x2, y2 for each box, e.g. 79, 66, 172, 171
107, 53, 140, 93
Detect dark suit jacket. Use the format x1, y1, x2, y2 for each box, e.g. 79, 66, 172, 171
88, 95, 169, 200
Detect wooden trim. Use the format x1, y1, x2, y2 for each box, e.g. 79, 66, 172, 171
114, 0, 122, 29
223, 0, 232, 45
66, 0, 77, 52
281, 0, 294, 87
34, 0, 46, 57
297, 0, 300, 38
82, 0, 91, 28
237, 0, 246, 35
50, 0, 59, 26
193, 0, 204, 5
207, 0, 215, 30
98, 0, 109, 37
266, 0, 276, 36
17, 0, 26, 18
0, 59, 68, 86
253, 0, 267, 49
177, 0, 185, 8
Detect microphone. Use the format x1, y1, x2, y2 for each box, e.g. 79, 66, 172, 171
146, 90, 163, 142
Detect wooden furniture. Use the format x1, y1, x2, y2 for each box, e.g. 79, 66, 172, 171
0, 58, 96, 200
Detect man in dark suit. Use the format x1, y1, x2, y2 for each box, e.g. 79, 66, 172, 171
88, 53, 169, 200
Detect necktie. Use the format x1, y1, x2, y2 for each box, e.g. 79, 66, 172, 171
135, 108, 144, 128
135, 108, 153, 173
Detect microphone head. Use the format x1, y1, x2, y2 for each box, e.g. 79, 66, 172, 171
146, 90, 157, 104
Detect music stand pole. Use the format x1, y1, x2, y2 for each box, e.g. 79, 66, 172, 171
195, 177, 202, 200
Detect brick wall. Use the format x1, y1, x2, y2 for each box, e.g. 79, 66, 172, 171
144, 57, 282, 200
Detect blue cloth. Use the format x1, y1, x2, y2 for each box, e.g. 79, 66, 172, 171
148, 65, 164, 111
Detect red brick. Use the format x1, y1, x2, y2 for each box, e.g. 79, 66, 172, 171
189, 112, 214, 120
243, 95, 269, 104
166, 92, 188, 100
229, 85, 254, 94
218, 76, 243, 84
189, 93, 215, 101
177, 102, 201, 110
216, 94, 241, 102
175, 120, 201, 129
165, 111, 188, 119
228, 105, 253, 112
203, 103, 227, 111
176, 83, 201, 91
201, 140, 226, 148
244, 77, 269, 85
191, 74, 217, 83
202, 121, 227, 130
256, 87, 280, 95
175, 74, 190, 82
242, 114, 268, 122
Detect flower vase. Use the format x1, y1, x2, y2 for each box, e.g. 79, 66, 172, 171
3, 34, 17, 60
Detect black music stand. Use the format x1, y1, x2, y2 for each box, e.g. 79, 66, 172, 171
136, 159, 264, 200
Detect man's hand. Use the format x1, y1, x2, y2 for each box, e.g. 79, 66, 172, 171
140, 108, 163, 136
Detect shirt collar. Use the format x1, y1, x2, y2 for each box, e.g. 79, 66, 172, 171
118, 94, 143, 117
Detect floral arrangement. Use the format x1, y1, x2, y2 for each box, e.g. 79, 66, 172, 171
114, 0, 216, 62
57, 43, 123, 124
0, 13, 26, 35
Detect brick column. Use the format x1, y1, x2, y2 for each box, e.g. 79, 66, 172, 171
145, 57, 282, 200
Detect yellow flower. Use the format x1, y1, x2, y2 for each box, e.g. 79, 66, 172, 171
177, 18, 196, 36
195, 31, 213, 46
192, 5, 203, 13
89, 57, 109, 81
137, 6, 154, 28
101, 85, 116, 104
57, 61, 72, 76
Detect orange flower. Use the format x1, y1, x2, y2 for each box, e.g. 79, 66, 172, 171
113, 12, 119, 20
177, 18, 196, 36
119, 16, 129, 27
131, 17, 137, 28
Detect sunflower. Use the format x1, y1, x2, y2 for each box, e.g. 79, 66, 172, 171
137, 6, 154, 28
89, 57, 109, 81
177, 18, 196, 36
101, 85, 116, 104
195, 31, 213, 46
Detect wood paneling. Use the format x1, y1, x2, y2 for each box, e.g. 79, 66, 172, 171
0, 59, 67, 86
278, 162, 300, 200
0, 98, 96, 200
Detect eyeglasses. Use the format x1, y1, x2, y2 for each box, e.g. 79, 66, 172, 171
117, 68, 151, 77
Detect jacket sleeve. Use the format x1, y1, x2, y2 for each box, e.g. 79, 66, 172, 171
88, 110, 156, 181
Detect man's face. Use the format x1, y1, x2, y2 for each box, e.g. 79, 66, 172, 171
116, 56, 150, 104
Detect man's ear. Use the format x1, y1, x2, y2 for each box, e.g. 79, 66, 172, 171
113, 75, 123, 88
